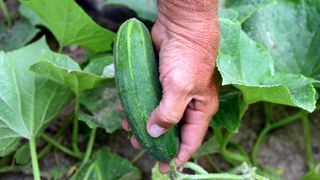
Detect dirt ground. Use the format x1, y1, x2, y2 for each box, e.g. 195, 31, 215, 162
1, 1, 320, 180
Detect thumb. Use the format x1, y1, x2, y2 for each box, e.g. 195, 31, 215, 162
147, 90, 190, 137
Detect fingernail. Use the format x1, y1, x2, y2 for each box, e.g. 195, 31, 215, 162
160, 165, 169, 173
149, 124, 166, 137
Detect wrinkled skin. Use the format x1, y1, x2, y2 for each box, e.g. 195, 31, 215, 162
122, 0, 220, 173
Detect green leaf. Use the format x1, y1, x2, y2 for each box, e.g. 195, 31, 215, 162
29, 50, 113, 95
0, 130, 20, 157
106, 0, 158, 22
77, 112, 99, 129
151, 163, 170, 180
14, 144, 30, 165
243, 0, 320, 80
19, 4, 43, 26
217, 19, 317, 112
219, 0, 275, 23
193, 136, 220, 159
72, 147, 141, 180
0, 38, 73, 156
83, 54, 113, 76
0, 19, 39, 51
210, 91, 241, 132
79, 84, 124, 133
21, 0, 114, 52
302, 164, 320, 180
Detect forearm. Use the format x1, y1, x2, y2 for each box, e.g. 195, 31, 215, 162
158, 0, 218, 22
156, 0, 219, 64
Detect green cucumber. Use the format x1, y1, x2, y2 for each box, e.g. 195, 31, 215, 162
114, 18, 179, 161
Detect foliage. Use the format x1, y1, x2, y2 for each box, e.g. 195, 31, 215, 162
0, 0, 319, 179
72, 147, 141, 180
20, 0, 114, 52
106, 0, 158, 22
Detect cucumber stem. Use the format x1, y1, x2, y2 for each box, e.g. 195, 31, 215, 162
72, 96, 82, 156
41, 134, 83, 159
0, 0, 11, 27
301, 110, 315, 170
81, 128, 97, 166
38, 115, 73, 160
220, 132, 250, 164
29, 139, 41, 180
252, 111, 302, 166
183, 162, 208, 175
205, 155, 221, 172
131, 150, 145, 163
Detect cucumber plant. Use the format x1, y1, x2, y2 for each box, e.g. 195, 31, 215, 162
0, 0, 319, 180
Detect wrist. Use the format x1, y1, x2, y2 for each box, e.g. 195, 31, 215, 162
155, 0, 219, 57
157, 0, 218, 23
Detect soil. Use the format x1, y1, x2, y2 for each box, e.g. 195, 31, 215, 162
1, 1, 320, 180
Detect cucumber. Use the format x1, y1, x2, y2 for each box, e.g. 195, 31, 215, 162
114, 18, 179, 161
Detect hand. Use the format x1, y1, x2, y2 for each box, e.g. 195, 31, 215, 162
122, 0, 219, 173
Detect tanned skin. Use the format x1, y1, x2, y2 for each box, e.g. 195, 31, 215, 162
122, 0, 220, 173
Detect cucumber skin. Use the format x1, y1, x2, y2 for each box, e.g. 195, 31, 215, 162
113, 18, 179, 162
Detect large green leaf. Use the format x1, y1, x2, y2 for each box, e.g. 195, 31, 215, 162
0, 19, 38, 51
29, 51, 113, 95
243, 0, 320, 80
79, 84, 124, 133
21, 0, 114, 52
106, 0, 158, 22
210, 91, 241, 132
19, 4, 43, 26
72, 147, 141, 180
0, 38, 73, 156
219, 0, 275, 22
217, 19, 317, 112
78, 55, 122, 133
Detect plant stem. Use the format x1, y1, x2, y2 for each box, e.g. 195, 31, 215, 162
205, 155, 221, 172
131, 150, 145, 164
38, 115, 73, 160
251, 125, 270, 166
221, 132, 249, 164
228, 142, 250, 161
29, 139, 41, 180
183, 162, 209, 175
251, 112, 302, 166
301, 110, 315, 170
58, 45, 63, 53
239, 102, 249, 119
72, 96, 82, 156
0, 0, 11, 27
41, 134, 82, 159
263, 103, 273, 124
0, 165, 29, 173
214, 128, 223, 144
178, 173, 246, 180
170, 160, 178, 178
82, 128, 97, 166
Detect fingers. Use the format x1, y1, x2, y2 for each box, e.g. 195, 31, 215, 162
130, 136, 141, 150
175, 106, 215, 166
119, 105, 142, 150
122, 119, 130, 131
147, 88, 191, 137
159, 100, 218, 174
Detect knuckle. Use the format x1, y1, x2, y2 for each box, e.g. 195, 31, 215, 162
158, 111, 179, 127
182, 143, 198, 157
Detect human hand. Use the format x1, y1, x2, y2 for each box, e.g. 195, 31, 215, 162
122, 0, 219, 173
